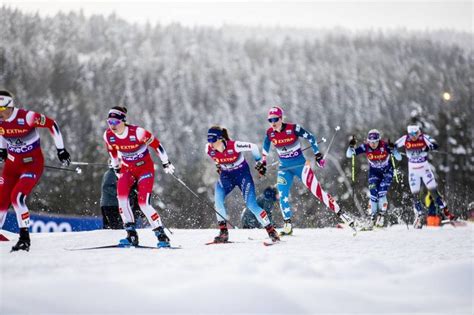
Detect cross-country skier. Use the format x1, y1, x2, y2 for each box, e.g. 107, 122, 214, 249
346, 129, 402, 228
258, 106, 355, 235
0, 90, 71, 252
395, 125, 455, 228
206, 126, 280, 243
103, 106, 175, 247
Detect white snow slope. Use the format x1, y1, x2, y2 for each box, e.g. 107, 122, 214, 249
1, 224, 473, 315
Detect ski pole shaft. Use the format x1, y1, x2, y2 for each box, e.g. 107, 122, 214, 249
45, 165, 82, 174
170, 174, 237, 228
322, 126, 341, 159
70, 161, 108, 167
391, 155, 399, 183
269, 138, 327, 167
351, 154, 355, 182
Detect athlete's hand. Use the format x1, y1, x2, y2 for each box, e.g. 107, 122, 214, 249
349, 136, 356, 148
315, 152, 326, 168
255, 160, 267, 176
215, 163, 222, 175
57, 148, 71, 166
163, 161, 175, 174
423, 144, 434, 152
387, 139, 395, 151
0, 149, 7, 162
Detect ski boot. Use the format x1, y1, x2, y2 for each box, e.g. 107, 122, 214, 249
279, 219, 293, 236
265, 224, 280, 242
374, 212, 385, 228
214, 221, 229, 243
11, 228, 30, 252
441, 208, 456, 221
337, 211, 355, 228
154, 226, 171, 248
413, 212, 425, 229
119, 223, 139, 246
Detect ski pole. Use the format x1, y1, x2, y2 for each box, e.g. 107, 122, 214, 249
323, 126, 341, 159
351, 154, 355, 182
71, 161, 108, 167
268, 138, 327, 168
169, 173, 238, 228
391, 154, 399, 183
45, 165, 83, 174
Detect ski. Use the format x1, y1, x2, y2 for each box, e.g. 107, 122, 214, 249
441, 219, 468, 227
65, 244, 181, 251
263, 241, 282, 246
205, 241, 238, 245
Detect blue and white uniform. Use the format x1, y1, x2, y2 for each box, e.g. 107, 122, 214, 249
346, 140, 401, 216
206, 140, 271, 226
262, 123, 339, 220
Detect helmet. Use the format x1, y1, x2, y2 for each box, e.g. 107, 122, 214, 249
367, 129, 381, 142
0, 90, 14, 109
407, 125, 420, 137
268, 106, 283, 118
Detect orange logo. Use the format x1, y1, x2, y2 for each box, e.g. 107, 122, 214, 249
0, 127, 4, 135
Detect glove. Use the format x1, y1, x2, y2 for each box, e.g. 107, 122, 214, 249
423, 144, 434, 152
162, 161, 175, 174
387, 139, 395, 151
215, 163, 222, 175
113, 167, 121, 175
0, 149, 7, 162
255, 160, 267, 176
349, 137, 356, 148
315, 152, 326, 168
57, 148, 71, 166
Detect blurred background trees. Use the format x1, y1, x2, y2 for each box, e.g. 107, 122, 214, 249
1, 7, 472, 227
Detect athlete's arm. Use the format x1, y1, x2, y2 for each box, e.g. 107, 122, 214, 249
295, 124, 319, 154
26, 111, 65, 149
103, 132, 120, 169
234, 141, 262, 162
137, 127, 170, 164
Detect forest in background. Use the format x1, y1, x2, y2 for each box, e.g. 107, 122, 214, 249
1, 7, 472, 228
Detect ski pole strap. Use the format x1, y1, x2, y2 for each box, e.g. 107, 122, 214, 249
351, 154, 355, 182
391, 154, 399, 183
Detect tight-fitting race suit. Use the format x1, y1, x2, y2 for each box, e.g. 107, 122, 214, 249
262, 123, 340, 220
103, 124, 170, 229
0, 108, 66, 229
206, 140, 271, 227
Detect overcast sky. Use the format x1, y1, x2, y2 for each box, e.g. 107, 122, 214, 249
3, 0, 472, 32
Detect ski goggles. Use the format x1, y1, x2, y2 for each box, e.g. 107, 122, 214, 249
107, 118, 122, 126
267, 117, 280, 123
367, 133, 380, 143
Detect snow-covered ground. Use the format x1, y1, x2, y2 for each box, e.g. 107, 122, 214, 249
1, 224, 473, 315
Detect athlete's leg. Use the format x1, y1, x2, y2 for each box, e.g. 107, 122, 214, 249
368, 171, 382, 217
299, 161, 340, 213
239, 170, 270, 227
277, 168, 295, 220
377, 170, 393, 213
0, 163, 17, 229
116, 170, 136, 225
214, 174, 236, 222
135, 170, 163, 229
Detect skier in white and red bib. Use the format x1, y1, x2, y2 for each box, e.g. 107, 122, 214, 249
103, 106, 175, 247
396, 125, 455, 228
0, 90, 71, 252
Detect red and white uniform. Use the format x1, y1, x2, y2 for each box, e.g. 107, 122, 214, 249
103, 124, 169, 229
396, 133, 438, 193
0, 108, 65, 228
206, 140, 261, 172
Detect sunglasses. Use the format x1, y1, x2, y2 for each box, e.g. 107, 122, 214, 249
0, 106, 9, 112
367, 139, 379, 144
207, 136, 219, 143
107, 118, 122, 126
268, 117, 280, 123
